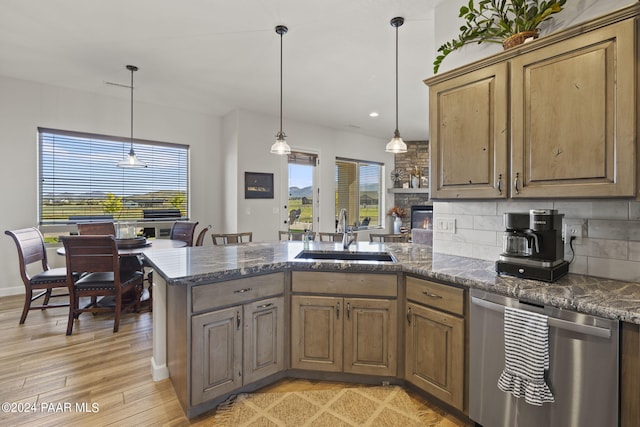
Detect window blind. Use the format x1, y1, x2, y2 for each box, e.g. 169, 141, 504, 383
39, 128, 189, 225
335, 158, 382, 228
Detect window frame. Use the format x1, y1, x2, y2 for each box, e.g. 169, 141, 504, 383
335, 157, 383, 231
37, 127, 189, 228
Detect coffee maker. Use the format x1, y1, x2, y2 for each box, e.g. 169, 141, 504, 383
496, 209, 569, 281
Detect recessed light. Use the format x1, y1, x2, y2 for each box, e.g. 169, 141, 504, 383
369, 112, 379, 117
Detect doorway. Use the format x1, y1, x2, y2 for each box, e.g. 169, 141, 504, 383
287, 152, 317, 232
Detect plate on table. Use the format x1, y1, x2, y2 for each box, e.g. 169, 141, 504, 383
116, 237, 148, 248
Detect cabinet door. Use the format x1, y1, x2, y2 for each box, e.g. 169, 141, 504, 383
344, 298, 397, 376
191, 306, 242, 406
243, 296, 285, 384
429, 62, 508, 199
290, 295, 342, 372
510, 19, 636, 197
405, 303, 464, 410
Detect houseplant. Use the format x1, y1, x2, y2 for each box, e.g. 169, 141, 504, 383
433, 0, 567, 73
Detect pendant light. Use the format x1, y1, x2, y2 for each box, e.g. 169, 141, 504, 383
117, 65, 147, 168
385, 17, 407, 154
270, 25, 291, 155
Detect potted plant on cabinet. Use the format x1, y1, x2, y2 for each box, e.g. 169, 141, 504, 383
433, 0, 567, 73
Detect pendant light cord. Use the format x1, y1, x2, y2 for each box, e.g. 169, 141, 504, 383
394, 22, 399, 134
130, 67, 134, 147
280, 29, 283, 134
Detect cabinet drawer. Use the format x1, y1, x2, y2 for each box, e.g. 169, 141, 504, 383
192, 273, 284, 313
406, 277, 464, 315
292, 271, 397, 297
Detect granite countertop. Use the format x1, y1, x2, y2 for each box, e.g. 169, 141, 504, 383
142, 241, 640, 324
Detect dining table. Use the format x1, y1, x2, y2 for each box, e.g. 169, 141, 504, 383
56, 238, 188, 310
56, 237, 188, 256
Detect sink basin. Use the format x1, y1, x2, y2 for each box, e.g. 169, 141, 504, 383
294, 250, 396, 263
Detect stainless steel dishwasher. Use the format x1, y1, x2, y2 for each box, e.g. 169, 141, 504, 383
469, 289, 619, 427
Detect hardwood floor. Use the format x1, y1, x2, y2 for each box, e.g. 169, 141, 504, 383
0, 293, 471, 426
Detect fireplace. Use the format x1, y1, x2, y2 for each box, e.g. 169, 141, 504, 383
410, 205, 433, 230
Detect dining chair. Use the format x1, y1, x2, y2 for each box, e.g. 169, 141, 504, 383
369, 233, 410, 243
195, 225, 212, 246
60, 235, 143, 335
318, 232, 358, 242
5, 228, 70, 324
278, 230, 316, 241
170, 221, 199, 246
77, 221, 116, 236
211, 232, 253, 245
77, 220, 144, 284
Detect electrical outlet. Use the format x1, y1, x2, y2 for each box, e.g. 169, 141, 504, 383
562, 220, 585, 244
436, 218, 456, 234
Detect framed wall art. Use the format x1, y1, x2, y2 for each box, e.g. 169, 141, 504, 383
244, 172, 274, 199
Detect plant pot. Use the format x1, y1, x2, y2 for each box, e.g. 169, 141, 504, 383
502, 30, 539, 49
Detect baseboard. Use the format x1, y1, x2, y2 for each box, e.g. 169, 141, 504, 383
151, 356, 169, 381
0, 286, 24, 298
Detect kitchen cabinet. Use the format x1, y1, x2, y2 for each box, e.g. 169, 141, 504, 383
290, 271, 398, 376
428, 63, 508, 199
191, 296, 285, 405
166, 272, 285, 411
404, 276, 465, 411
426, 15, 636, 199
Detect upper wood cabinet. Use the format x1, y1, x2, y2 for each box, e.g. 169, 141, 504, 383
429, 63, 508, 199
510, 19, 636, 198
426, 9, 638, 199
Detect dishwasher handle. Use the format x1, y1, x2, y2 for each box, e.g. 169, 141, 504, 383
471, 296, 611, 339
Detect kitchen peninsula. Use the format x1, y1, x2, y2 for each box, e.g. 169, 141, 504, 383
143, 241, 640, 423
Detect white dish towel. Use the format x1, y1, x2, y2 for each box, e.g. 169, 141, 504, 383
498, 306, 555, 406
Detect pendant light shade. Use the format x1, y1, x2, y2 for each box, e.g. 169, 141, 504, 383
270, 25, 291, 155
385, 17, 407, 154
118, 65, 147, 168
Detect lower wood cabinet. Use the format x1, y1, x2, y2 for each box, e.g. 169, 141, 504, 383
290, 271, 399, 377
191, 296, 284, 406
404, 277, 465, 411
291, 295, 397, 376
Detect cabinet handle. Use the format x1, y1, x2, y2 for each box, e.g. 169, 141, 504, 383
336, 302, 340, 319
257, 303, 273, 309
236, 311, 241, 330
233, 288, 253, 294
347, 302, 350, 320
513, 172, 520, 195
422, 290, 443, 299
407, 306, 411, 325
497, 173, 502, 194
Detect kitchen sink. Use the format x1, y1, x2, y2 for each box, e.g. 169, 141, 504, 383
294, 250, 397, 262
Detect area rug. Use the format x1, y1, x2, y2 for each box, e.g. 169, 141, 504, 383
214, 386, 427, 426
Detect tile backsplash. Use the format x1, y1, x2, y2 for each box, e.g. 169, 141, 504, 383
433, 200, 640, 282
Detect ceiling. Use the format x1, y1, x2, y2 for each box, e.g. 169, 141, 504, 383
0, 0, 444, 141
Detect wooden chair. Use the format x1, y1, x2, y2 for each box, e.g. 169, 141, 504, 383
5, 228, 70, 324
170, 221, 199, 246
211, 232, 253, 245
60, 235, 143, 335
77, 220, 144, 292
77, 221, 116, 236
369, 233, 410, 243
195, 225, 212, 246
278, 230, 316, 241
318, 232, 357, 242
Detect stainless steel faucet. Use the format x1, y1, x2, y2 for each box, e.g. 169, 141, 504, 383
338, 208, 355, 249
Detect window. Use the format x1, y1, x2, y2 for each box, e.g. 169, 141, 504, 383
335, 158, 382, 229
39, 128, 188, 225
288, 151, 317, 232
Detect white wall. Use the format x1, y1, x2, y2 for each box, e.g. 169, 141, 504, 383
433, 0, 635, 74
0, 75, 222, 296
0, 76, 394, 296
226, 109, 392, 242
